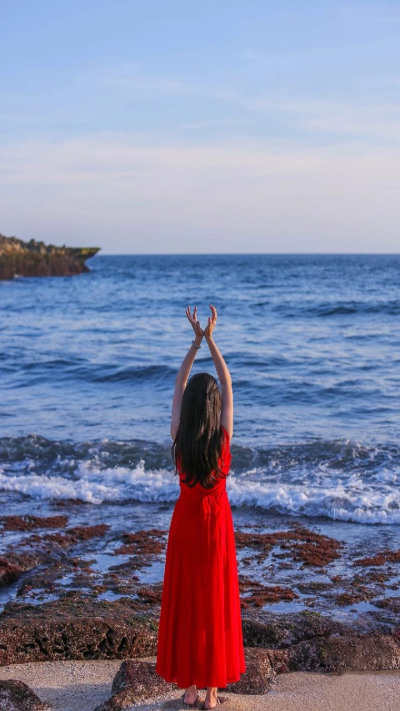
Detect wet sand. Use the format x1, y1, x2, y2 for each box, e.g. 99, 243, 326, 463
1, 659, 400, 711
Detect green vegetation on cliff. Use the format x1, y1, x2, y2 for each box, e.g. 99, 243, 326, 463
0, 233, 100, 280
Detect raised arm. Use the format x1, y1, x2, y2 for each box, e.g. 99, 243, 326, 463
171, 306, 204, 440
204, 304, 233, 440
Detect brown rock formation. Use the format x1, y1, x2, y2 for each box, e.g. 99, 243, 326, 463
226, 647, 274, 694
0, 598, 399, 678
0, 515, 68, 532
235, 523, 343, 567
0, 232, 100, 280
0, 524, 110, 589
242, 613, 400, 673
0, 599, 158, 666
239, 576, 299, 607
289, 632, 400, 673
93, 659, 178, 710
0, 680, 50, 710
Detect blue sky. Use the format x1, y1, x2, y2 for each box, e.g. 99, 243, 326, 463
1, 1, 399, 253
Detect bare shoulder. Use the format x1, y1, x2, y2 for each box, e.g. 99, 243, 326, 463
221, 423, 233, 442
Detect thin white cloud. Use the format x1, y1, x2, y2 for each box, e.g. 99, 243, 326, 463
71, 63, 400, 144
0, 133, 399, 253
179, 118, 256, 131
75, 63, 241, 102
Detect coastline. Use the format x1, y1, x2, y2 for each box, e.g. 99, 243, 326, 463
1, 510, 399, 686
1, 507, 399, 641
2, 253, 400, 706
0, 232, 100, 279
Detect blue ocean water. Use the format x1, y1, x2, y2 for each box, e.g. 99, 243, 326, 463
1, 254, 400, 525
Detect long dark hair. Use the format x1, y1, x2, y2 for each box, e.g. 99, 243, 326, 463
172, 372, 226, 488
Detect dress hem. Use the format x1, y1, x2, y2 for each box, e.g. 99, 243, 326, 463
155, 665, 247, 689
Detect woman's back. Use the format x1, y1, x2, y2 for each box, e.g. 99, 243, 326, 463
156, 421, 245, 688
176, 425, 231, 495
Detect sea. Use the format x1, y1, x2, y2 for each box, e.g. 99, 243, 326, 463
1, 253, 399, 614
1, 253, 399, 519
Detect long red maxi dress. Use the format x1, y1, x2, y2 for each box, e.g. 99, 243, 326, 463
156, 426, 246, 689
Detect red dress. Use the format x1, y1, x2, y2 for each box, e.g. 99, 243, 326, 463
156, 426, 246, 689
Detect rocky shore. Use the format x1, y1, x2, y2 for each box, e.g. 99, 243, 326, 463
0, 233, 100, 279
0, 514, 399, 671
0, 512, 399, 708
0, 595, 399, 673
0, 607, 399, 710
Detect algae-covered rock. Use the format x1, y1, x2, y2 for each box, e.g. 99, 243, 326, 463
0, 598, 157, 665
0, 232, 100, 279
289, 631, 400, 673
226, 647, 274, 694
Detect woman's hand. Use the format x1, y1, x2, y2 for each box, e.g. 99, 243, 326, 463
203, 304, 217, 341
186, 306, 204, 341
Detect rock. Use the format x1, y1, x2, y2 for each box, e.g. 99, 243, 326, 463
92, 629, 400, 710
242, 610, 339, 649
0, 232, 100, 280
115, 530, 167, 556
241, 611, 400, 673
239, 576, 299, 608
374, 597, 400, 613
0, 554, 41, 588
353, 549, 400, 566
289, 632, 400, 673
1, 598, 399, 676
334, 587, 376, 606
0, 524, 110, 589
93, 659, 177, 710
0, 680, 50, 710
0, 516, 68, 532
235, 523, 343, 567
226, 647, 274, 694
0, 599, 157, 665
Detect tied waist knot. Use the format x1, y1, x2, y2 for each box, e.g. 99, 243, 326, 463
201, 494, 220, 516
199, 493, 223, 587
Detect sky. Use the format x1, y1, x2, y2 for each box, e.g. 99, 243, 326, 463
1, 1, 399, 254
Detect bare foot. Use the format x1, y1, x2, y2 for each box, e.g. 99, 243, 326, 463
203, 688, 218, 709
184, 685, 198, 704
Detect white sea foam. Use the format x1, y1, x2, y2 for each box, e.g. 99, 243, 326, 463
0, 460, 178, 505
0, 459, 399, 524
227, 472, 400, 524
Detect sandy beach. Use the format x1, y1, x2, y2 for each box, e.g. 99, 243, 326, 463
1, 659, 400, 711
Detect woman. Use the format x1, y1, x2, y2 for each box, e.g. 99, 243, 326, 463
156, 304, 246, 709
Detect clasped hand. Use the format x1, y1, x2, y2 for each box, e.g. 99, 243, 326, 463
186, 304, 217, 341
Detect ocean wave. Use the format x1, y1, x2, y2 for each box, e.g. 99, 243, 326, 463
227, 471, 400, 524
2, 435, 399, 476
0, 461, 177, 505
0, 435, 399, 524
0, 461, 399, 524
5, 362, 175, 387
274, 300, 400, 318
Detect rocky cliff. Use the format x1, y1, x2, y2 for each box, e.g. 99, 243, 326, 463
0, 233, 100, 280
